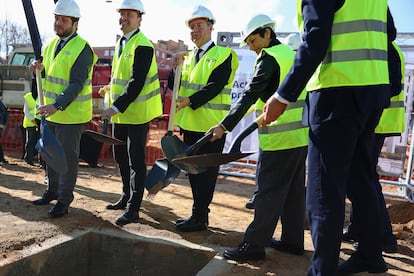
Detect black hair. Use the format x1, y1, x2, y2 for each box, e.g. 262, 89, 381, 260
250, 27, 276, 40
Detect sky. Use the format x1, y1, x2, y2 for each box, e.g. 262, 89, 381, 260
1, 0, 413, 52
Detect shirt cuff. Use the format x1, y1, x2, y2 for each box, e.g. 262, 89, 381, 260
111, 105, 120, 113
274, 92, 290, 105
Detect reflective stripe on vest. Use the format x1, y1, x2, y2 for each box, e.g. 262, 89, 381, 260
375, 42, 406, 134
174, 46, 239, 132
297, 0, 389, 91
255, 44, 308, 151
110, 32, 162, 124
23, 92, 37, 128
42, 35, 97, 124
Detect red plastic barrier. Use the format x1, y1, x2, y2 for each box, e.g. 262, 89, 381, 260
1, 109, 169, 165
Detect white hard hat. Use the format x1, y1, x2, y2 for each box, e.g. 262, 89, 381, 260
240, 14, 276, 46
185, 5, 215, 27
117, 0, 145, 13
285, 33, 302, 51
54, 0, 81, 18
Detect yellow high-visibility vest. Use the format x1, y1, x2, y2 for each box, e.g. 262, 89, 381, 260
297, 0, 389, 91
23, 92, 37, 128
110, 32, 162, 124
255, 44, 308, 151
174, 46, 239, 132
42, 35, 97, 124
375, 42, 405, 134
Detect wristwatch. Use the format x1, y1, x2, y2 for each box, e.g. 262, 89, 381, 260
53, 101, 64, 111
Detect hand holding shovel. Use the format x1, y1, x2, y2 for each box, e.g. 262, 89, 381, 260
172, 113, 265, 168
23, 0, 67, 174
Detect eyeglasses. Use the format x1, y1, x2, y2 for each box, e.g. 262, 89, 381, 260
189, 21, 210, 31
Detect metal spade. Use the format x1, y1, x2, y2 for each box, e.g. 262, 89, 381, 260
171, 113, 265, 168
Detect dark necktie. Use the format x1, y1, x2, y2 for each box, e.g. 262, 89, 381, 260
195, 48, 203, 64
118, 37, 126, 57
55, 40, 65, 57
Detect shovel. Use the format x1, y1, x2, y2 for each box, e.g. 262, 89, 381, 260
144, 64, 208, 196
84, 119, 124, 145
145, 133, 213, 198
79, 119, 117, 167
144, 64, 183, 196
172, 113, 265, 168
23, 0, 67, 174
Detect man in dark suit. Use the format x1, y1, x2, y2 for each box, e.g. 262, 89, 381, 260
172, 5, 239, 232
263, 1, 396, 275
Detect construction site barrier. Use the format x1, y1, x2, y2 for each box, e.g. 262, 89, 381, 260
1, 109, 168, 166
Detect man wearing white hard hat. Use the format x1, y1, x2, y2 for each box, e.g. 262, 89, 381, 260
263, 1, 396, 274
172, 5, 239, 232
30, 0, 97, 218
101, 0, 162, 226
208, 13, 308, 261
285, 32, 302, 51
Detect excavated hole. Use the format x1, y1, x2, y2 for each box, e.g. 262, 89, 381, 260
0, 230, 215, 276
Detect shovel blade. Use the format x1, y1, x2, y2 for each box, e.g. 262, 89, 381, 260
160, 134, 211, 174
161, 135, 187, 161
36, 122, 68, 174
172, 152, 255, 167
84, 130, 125, 145
145, 159, 181, 196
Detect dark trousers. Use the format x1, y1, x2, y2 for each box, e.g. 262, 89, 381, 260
347, 134, 396, 245
24, 126, 39, 164
244, 146, 307, 247
182, 129, 226, 222
113, 123, 149, 213
307, 110, 384, 275
46, 122, 83, 207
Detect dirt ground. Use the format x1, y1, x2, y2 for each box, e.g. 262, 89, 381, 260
0, 151, 414, 275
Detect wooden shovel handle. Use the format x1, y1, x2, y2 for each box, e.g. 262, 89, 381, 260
166, 64, 182, 134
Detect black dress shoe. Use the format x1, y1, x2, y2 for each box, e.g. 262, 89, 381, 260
382, 241, 399, 254
270, 239, 304, 256
106, 199, 127, 210
32, 192, 58, 205
223, 242, 265, 262
245, 200, 254, 210
176, 215, 192, 225
115, 212, 139, 226
245, 193, 257, 209
337, 252, 387, 275
352, 241, 398, 254
175, 217, 207, 232
48, 202, 69, 218
342, 227, 358, 242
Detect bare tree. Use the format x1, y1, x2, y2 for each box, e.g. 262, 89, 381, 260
0, 20, 32, 60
